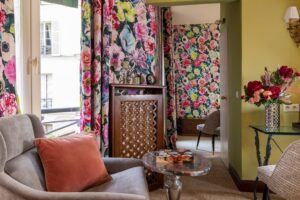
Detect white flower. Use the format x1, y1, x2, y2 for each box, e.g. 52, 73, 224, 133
194, 68, 200, 75
193, 110, 200, 117
2, 32, 15, 62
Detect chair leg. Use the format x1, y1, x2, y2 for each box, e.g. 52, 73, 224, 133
262, 184, 270, 200
196, 131, 202, 150
212, 135, 215, 155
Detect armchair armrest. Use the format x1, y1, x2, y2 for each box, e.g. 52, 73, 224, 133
0, 173, 147, 200
103, 158, 144, 174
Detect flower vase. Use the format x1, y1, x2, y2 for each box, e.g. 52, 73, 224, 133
265, 103, 280, 129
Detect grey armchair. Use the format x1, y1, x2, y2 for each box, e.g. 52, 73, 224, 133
196, 110, 220, 155
257, 140, 300, 200
0, 114, 150, 200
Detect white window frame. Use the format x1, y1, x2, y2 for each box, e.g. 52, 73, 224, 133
15, 0, 41, 117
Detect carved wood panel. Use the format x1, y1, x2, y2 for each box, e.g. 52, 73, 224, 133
110, 85, 166, 190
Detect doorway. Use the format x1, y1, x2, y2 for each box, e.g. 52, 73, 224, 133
160, 3, 229, 166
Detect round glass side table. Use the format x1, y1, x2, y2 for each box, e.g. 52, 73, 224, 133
142, 150, 211, 200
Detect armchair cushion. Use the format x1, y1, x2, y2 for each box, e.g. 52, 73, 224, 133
85, 166, 149, 199
35, 134, 112, 192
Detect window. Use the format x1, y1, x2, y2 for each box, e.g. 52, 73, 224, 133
41, 73, 53, 109
40, 22, 52, 55
40, 21, 59, 56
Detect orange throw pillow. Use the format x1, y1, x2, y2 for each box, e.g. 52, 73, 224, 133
35, 134, 112, 192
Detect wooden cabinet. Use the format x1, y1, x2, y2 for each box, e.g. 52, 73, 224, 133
109, 84, 166, 190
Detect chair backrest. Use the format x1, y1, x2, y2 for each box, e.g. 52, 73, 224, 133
202, 110, 220, 135
0, 114, 46, 191
268, 140, 300, 199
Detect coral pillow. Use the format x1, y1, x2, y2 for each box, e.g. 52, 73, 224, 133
35, 134, 112, 192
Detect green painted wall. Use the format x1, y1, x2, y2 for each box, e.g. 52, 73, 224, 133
221, 0, 242, 177
241, 0, 300, 180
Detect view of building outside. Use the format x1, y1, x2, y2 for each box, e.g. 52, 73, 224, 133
40, 1, 81, 137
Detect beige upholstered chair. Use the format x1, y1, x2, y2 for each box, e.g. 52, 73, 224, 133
0, 114, 150, 200
257, 140, 300, 200
196, 110, 220, 155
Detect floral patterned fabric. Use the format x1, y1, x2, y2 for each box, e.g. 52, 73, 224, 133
162, 7, 177, 148
173, 24, 221, 118
80, 0, 158, 150
0, 0, 18, 117
110, 0, 157, 83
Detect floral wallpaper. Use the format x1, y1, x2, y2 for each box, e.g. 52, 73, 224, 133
173, 24, 221, 118
110, 0, 157, 83
0, 0, 18, 117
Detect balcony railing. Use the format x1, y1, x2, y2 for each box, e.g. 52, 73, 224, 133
41, 107, 80, 137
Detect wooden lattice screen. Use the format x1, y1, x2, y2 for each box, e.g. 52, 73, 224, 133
110, 85, 165, 190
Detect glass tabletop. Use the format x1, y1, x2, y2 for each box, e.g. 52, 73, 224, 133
249, 125, 300, 135
142, 150, 211, 176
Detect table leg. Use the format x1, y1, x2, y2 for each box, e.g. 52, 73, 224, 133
165, 175, 182, 200
253, 130, 261, 200
263, 135, 272, 166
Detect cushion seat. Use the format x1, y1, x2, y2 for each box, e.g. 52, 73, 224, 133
85, 166, 149, 199
196, 124, 220, 135
258, 165, 276, 184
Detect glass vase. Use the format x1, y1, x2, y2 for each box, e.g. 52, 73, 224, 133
265, 103, 280, 129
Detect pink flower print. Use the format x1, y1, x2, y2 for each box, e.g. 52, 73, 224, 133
0, 92, 17, 117
199, 87, 207, 95
82, 98, 92, 123
212, 59, 220, 66
151, 21, 157, 35
199, 96, 208, 104
0, 9, 5, 28
182, 100, 190, 108
199, 54, 208, 62
191, 80, 198, 87
4, 56, 16, 85
198, 36, 206, 44
210, 82, 218, 92
144, 37, 156, 56
205, 73, 212, 82
212, 101, 220, 109
213, 30, 220, 40
210, 40, 218, 49
82, 71, 91, 96
93, 0, 102, 14
184, 84, 191, 91
81, 47, 91, 69
180, 52, 189, 60
198, 78, 206, 87
183, 59, 192, 67
193, 101, 201, 108
109, 44, 125, 71
199, 44, 208, 53
194, 59, 202, 67
190, 38, 197, 44
184, 42, 191, 50
112, 11, 120, 29
134, 22, 148, 41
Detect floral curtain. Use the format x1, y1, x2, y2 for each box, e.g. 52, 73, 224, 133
0, 0, 18, 117
80, 0, 111, 152
173, 24, 221, 118
80, 0, 158, 151
162, 7, 177, 148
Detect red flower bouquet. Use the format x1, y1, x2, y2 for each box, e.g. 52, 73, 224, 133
243, 66, 299, 107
